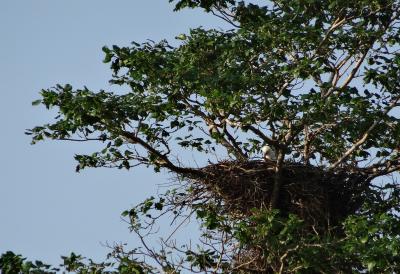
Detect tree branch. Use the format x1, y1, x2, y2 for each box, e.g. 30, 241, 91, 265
181, 99, 247, 160
238, 124, 282, 149
330, 97, 400, 169
223, 125, 248, 160
120, 130, 199, 175
360, 158, 400, 179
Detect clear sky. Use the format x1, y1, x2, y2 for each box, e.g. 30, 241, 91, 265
0, 0, 229, 265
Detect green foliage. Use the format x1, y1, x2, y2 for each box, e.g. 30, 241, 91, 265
0, 251, 154, 274
343, 213, 400, 273
26, 2, 400, 168
9, 0, 400, 272
0, 251, 56, 274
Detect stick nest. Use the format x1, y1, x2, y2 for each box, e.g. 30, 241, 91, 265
187, 160, 370, 231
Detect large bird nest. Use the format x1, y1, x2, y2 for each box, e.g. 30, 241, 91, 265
185, 160, 371, 232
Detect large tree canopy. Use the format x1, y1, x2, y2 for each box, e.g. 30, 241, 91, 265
3, 0, 400, 273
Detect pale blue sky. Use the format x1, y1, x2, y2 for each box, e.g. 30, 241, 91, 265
0, 0, 229, 265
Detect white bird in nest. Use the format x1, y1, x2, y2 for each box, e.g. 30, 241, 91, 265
261, 145, 276, 161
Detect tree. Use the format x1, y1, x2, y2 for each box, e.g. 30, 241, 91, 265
2, 0, 400, 272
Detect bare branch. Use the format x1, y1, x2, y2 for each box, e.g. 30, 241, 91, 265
58, 137, 105, 142
223, 125, 248, 160
238, 123, 282, 149
181, 98, 248, 160
338, 51, 369, 90
330, 97, 400, 169
211, 8, 240, 28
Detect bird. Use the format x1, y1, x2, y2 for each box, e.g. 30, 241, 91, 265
261, 145, 276, 161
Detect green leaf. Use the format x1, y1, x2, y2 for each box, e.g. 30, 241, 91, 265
31, 99, 42, 106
